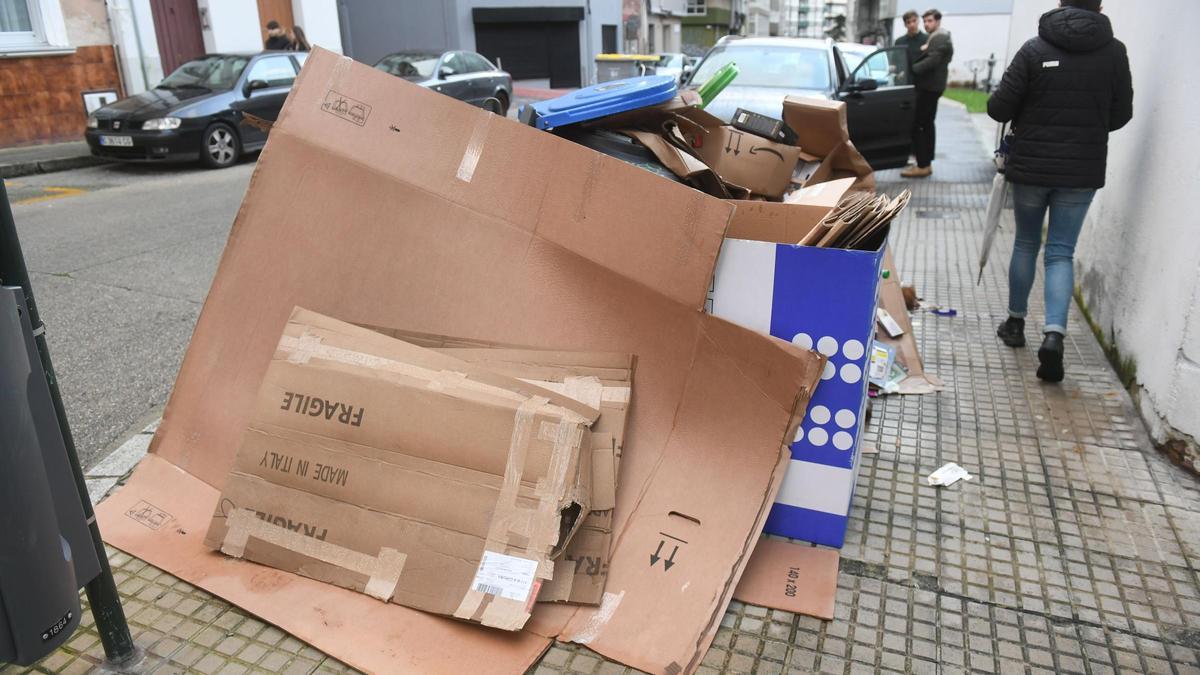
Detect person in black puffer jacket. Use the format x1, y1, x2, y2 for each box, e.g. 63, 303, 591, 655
988, 0, 1133, 383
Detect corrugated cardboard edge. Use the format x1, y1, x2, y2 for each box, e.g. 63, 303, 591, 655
221, 508, 407, 602
96, 454, 555, 675
732, 539, 840, 621
876, 250, 943, 394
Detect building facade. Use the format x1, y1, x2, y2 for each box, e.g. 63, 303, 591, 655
647, 0, 685, 54
0, 0, 124, 147
0, 0, 344, 149
680, 0, 741, 56
335, 0, 620, 89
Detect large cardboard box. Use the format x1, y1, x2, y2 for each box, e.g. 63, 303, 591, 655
711, 183, 885, 548
675, 108, 803, 199
203, 308, 601, 630
95, 48, 825, 675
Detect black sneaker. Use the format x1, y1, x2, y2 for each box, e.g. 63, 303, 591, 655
997, 317, 1026, 347
1037, 332, 1065, 383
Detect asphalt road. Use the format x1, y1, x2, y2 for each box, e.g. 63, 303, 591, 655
5, 157, 255, 469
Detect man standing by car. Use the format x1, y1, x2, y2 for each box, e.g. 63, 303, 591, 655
894, 11, 927, 71
901, 9, 953, 178
989, 0, 1132, 382
263, 20, 290, 50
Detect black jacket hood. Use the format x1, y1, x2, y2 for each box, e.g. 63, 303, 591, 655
1039, 6, 1113, 53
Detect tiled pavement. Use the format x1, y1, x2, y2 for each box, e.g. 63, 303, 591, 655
6, 101, 1200, 674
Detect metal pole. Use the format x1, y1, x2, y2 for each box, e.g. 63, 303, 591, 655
0, 182, 138, 665
986, 53, 996, 94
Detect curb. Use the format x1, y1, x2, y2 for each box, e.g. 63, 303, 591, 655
86, 414, 161, 505
0, 154, 103, 180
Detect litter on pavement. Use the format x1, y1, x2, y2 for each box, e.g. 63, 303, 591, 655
927, 462, 973, 487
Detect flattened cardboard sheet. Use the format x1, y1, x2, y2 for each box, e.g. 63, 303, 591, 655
96, 455, 555, 673
876, 250, 944, 395
733, 538, 839, 620
104, 49, 825, 675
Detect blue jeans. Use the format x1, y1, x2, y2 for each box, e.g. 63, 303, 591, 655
1007, 183, 1096, 335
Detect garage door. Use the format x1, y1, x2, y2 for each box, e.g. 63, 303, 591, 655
473, 8, 582, 89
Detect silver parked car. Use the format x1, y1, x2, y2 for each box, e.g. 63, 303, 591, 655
374, 50, 513, 116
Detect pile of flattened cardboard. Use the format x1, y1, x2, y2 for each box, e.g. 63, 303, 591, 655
94, 49, 912, 675
203, 308, 625, 630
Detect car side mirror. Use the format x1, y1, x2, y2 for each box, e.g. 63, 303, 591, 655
848, 78, 879, 93
438, 67, 454, 80
244, 79, 269, 96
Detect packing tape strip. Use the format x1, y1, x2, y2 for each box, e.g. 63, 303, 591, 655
455, 393, 586, 621
525, 413, 586, 565
221, 508, 406, 602
278, 330, 590, 424
562, 376, 604, 410
521, 379, 630, 406
456, 113, 491, 183
482, 396, 545, 549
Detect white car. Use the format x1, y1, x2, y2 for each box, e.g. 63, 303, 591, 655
683, 36, 918, 170
654, 53, 691, 84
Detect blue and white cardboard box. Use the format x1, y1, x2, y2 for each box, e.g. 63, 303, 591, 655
708, 199, 885, 548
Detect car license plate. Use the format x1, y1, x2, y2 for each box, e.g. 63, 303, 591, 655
99, 135, 133, 147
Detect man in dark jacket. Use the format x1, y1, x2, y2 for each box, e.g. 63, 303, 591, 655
894, 10, 928, 70
263, 20, 290, 51
901, 9, 953, 177
988, 0, 1133, 383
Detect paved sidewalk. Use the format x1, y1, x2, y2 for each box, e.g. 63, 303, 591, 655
6, 101, 1200, 675
0, 141, 99, 179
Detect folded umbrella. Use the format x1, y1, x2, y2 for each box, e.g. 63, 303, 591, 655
978, 171, 1009, 285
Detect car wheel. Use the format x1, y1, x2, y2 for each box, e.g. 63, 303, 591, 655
491, 92, 509, 117
201, 123, 240, 169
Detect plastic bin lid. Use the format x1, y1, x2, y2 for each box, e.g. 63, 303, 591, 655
528, 75, 677, 130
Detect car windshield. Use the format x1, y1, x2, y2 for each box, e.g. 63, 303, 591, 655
690, 45, 831, 90
840, 48, 872, 74
375, 53, 440, 79
658, 54, 682, 68
158, 55, 250, 91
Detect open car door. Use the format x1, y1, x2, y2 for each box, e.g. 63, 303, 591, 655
837, 47, 916, 170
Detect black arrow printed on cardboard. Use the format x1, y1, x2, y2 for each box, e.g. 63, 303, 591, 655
725, 131, 744, 156
650, 532, 687, 571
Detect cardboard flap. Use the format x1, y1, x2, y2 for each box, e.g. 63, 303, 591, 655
782, 96, 848, 157
271, 49, 731, 313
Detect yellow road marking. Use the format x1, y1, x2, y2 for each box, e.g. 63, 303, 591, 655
14, 186, 86, 205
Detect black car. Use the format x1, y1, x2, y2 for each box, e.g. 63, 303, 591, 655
85, 52, 307, 169
374, 51, 513, 115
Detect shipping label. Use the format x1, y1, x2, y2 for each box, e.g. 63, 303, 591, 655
471, 551, 538, 602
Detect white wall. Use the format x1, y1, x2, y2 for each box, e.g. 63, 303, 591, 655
292, 0, 343, 54
106, 0, 163, 94
1004, 1, 1200, 446
892, 13, 1011, 88
198, 0, 265, 53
